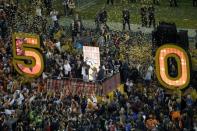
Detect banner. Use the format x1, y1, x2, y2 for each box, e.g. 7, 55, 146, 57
83, 46, 100, 80
102, 73, 121, 95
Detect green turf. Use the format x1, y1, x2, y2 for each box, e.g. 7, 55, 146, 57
18, 0, 197, 29
73, 0, 197, 29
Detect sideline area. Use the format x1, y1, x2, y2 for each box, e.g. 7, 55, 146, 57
60, 17, 197, 39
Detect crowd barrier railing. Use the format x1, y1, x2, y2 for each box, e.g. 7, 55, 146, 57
46, 73, 120, 96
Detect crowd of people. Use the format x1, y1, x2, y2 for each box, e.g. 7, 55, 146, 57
0, 71, 196, 130
0, 0, 197, 130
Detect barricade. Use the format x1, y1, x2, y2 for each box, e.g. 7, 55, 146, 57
46, 73, 120, 96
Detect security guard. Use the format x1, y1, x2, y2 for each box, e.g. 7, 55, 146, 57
122, 8, 131, 30
141, 6, 148, 27
148, 5, 155, 28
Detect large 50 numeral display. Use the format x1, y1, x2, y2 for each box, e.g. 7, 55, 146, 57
12, 33, 44, 77
155, 44, 190, 90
